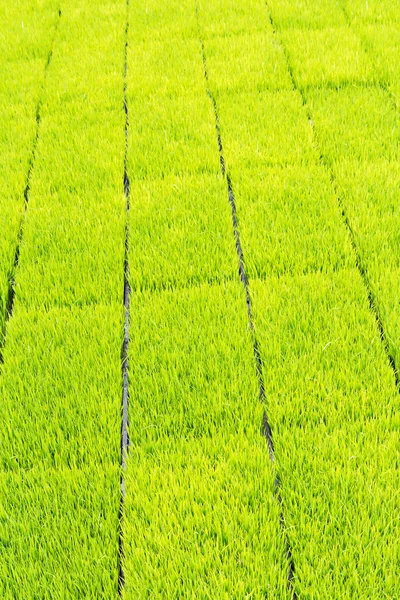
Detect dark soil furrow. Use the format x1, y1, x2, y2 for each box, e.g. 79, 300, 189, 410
119, 0, 131, 594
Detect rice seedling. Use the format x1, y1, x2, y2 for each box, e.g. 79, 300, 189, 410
130, 0, 198, 41
197, 0, 271, 39
281, 27, 375, 88
251, 270, 400, 598
0, 0, 59, 336
203, 31, 292, 94
0, 467, 120, 599
342, 0, 400, 25
11, 0, 126, 311
307, 86, 399, 163
128, 92, 219, 179
360, 24, 400, 87
128, 175, 237, 291
129, 37, 206, 98
216, 90, 318, 170
0, 304, 123, 471
230, 165, 353, 278
123, 283, 291, 598
268, 0, 347, 30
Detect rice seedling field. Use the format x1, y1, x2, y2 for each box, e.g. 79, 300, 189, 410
0, 0, 399, 597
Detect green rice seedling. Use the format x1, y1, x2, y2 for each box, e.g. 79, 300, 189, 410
215, 90, 318, 170
197, 0, 272, 39
280, 27, 375, 88
43, 3, 125, 114
14, 197, 125, 310
307, 86, 399, 163
30, 111, 124, 199
128, 283, 259, 443
202, 31, 292, 94
130, 0, 198, 41
342, 0, 400, 25
124, 438, 290, 599
360, 25, 400, 87
0, 2, 58, 64
128, 37, 206, 98
127, 7, 222, 175
229, 165, 353, 279
128, 175, 237, 291
334, 160, 400, 362
267, 0, 347, 30
0, 0, 59, 335
10, 0, 126, 310
251, 270, 400, 598
15, 114, 125, 309
124, 282, 290, 596
0, 467, 119, 599
128, 91, 219, 179
0, 304, 123, 471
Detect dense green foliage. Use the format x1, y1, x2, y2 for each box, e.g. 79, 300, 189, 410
0, 1, 124, 596
0, 0, 59, 336
124, 285, 290, 597
199, 0, 400, 596
124, 3, 290, 595
0, 0, 399, 597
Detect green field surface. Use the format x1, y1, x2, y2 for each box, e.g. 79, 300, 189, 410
1, 0, 400, 598
0, 0, 59, 338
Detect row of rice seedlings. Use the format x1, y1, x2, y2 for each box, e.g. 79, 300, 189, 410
280, 26, 376, 88
361, 25, 400, 98
268, 0, 347, 30
268, 1, 399, 92
15, 0, 126, 310
253, 270, 400, 598
343, 0, 400, 25
128, 176, 238, 291
269, 0, 399, 30
124, 284, 291, 598
0, 1, 126, 596
0, 0, 59, 337
123, 1, 291, 595
126, 3, 238, 291
306, 87, 400, 363
198, 0, 400, 596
